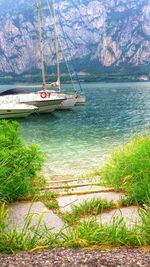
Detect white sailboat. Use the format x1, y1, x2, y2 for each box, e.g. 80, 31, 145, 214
0, 0, 65, 116
41, 0, 76, 110
1, 0, 85, 114
14, 0, 74, 111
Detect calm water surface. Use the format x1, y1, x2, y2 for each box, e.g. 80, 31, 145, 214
1, 82, 150, 178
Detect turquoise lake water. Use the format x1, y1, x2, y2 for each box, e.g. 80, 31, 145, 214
1, 82, 150, 179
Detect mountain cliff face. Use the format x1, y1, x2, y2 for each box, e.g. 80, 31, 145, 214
0, 0, 149, 75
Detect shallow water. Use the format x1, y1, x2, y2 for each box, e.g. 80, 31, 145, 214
1, 82, 150, 178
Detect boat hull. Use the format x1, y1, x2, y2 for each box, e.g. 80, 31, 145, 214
45, 90, 76, 110
23, 99, 63, 113
58, 97, 76, 110
0, 92, 65, 114
0, 104, 37, 119
0, 111, 33, 119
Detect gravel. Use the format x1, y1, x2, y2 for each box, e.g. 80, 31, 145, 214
1, 248, 150, 267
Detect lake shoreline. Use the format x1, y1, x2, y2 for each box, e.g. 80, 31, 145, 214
0, 79, 150, 85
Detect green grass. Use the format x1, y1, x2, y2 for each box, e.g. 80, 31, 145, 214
34, 191, 58, 201
96, 135, 150, 203
0, 203, 8, 233
140, 208, 150, 244
34, 191, 59, 210
61, 218, 142, 248
45, 200, 59, 209
0, 120, 45, 202
60, 208, 150, 249
118, 197, 139, 207
60, 199, 116, 225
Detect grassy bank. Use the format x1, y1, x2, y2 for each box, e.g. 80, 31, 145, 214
94, 135, 150, 203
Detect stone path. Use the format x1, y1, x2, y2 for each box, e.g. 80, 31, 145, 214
47, 178, 141, 228
44, 177, 123, 212
8, 178, 141, 232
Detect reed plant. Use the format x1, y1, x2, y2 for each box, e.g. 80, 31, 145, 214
0, 120, 44, 201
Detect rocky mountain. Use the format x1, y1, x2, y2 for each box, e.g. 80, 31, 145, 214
0, 0, 149, 77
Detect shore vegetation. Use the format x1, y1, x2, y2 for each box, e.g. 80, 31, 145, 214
0, 120, 44, 202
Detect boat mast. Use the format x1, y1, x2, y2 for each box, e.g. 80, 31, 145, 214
36, 0, 46, 91
52, 0, 61, 90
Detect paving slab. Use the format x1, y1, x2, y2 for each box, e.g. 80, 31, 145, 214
58, 192, 124, 212
96, 206, 141, 228
8, 201, 64, 233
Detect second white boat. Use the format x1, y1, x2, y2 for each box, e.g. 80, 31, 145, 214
0, 103, 38, 119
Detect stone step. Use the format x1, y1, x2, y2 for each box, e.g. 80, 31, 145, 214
59, 187, 115, 196
41, 176, 110, 196
41, 185, 115, 196
41, 178, 109, 197
45, 177, 100, 187
40, 182, 101, 191
58, 191, 124, 212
